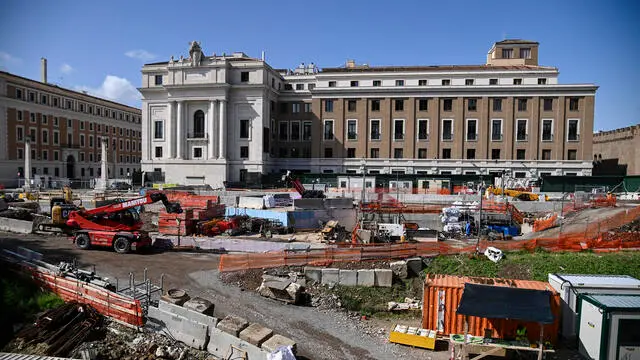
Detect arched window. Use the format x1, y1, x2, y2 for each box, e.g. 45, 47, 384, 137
193, 110, 205, 138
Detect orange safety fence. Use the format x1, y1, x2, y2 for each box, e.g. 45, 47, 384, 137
533, 214, 558, 232
218, 206, 640, 273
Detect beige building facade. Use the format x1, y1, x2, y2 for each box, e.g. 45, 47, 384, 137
593, 124, 640, 175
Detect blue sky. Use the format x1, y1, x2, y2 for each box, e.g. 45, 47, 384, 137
0, 0, 638, 130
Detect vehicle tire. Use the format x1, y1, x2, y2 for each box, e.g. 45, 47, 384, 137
113, 237, 131, 254
75, 233, 91, 250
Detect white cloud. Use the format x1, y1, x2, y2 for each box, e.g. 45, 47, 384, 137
125, 49, 156, 61
75, 75, 140, 106
60, 63, 73, 74
0, 51, 21, 66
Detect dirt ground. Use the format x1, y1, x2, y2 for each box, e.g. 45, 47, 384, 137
0, 231, 445, 360
518, 206, 628, 240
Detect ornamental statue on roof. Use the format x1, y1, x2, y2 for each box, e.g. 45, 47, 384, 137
189, 41, 203, 66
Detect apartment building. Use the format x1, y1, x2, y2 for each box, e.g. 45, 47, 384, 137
139, 40, 597, 186
0, 59, 142, 187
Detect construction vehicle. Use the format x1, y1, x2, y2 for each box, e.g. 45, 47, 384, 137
282, 171, 325, 198
65, 191, 182, 254
38, 186, 81, 233
486, 186, 548, 201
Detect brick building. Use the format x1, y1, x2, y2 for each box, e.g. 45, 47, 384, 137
593, 124, 640, 175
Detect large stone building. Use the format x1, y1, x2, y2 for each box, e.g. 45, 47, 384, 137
139, 40, 597, 186
0, 60, 142, 187
593, 124, 640, 175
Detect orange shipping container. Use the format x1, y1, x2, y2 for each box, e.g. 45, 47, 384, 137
422, 274, 560, 344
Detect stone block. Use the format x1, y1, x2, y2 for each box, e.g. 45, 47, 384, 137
374, 269, 393, 287
208, 328, 269, 360
321, 268, 339, 285
406, 257, 424, 277
161, 288, 190, 306
304, 266, 322, 283
357, 269, 375, 287
147, 306, 209, 350
338, 269, 358, 286
390, 260, 408, 279
239, 323, 274, 347
158, 300, 218, 329
183, 297, 215, 316
216, 315, 249, 337
261, 334, 297, 354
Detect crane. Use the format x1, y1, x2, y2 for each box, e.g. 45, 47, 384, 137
65, 191, 182, 254
281, 171, 325, 198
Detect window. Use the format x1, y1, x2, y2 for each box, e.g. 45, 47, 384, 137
324, 100, 334, 112
347, 148, 356, 158
465, 79, 474, 86
89, 135, 94, 147
303, 121, 312, 141
569, 98, 579, 111
17, 148, 23, 159
66, 100, 72, 109
89, 153, 93, 162
513, 78, 523, 85
370, 119, 381, 140
542, 119, 553, 141
491, 149, 501, 159
17, 110, 23, 121
466, 149, 475, 159
538, 78, 547, 85
287, 103, 299, 114
517, 98, 528, 111
467, 99, 477, 111
442, 148, 451, 159
516, 149, 526, 160
393, 148, 403, 159
279, 122, 288, 141
80, 103, 85, 112
54, 167, 59, 177
30, 113, 35, 123
394, 99, 404, 111
347, 100, 357, 112
68, 133, 72, 146
491, 119, 502, 141
567, 119, 580, 141
16, 127, 23, 141
293, 83, 304, 91
394, 119, 404, 140
16, 88, 23, 99
418, 99, 428, 111
489, 78, 498, 85
442, 119, 453, 141
240, 146, 249, 158
30, 128, 36, 142
466, 119, 477, 141
240, 72, 249, 82
31, 149, 36, 160
370, 148, 380, 158
284, 84, 293, 91
350, 81, 359, 87
491, 98, 502, 112
42, 129, 50, 144
417, 119, 429, 140
324, 147, 333, 158
154, 120, 163, 139
291, 121, 300, 141
80, 121, 85, 130
328, 81, 336, 88
520, 48, 531, 59
155, 75, 163, 85
395, 80, 404, 86
371, 99, 380, 111
443, 99, 452, 111
419, 79, 427, 86
543, 98, 553, 111
373, 80, 381, 87
42, 115, 48, 125
189, 110, 204, 138
279, 102, 288, 114
567, 149, 577, 160
347, 120, 357, 140
502, 48, 513, 58
89, 123, 94, 131
323, 120, 334, 140
80, 152, 85, 162
304, 103, 312, 113
441, 79, 450, 86
542, 149, 552, 160
54, 151, 59, 161
155, 147, 163, 158
516, 119, 528, 141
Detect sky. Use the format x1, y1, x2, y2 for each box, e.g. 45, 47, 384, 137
0, 0, 638, 131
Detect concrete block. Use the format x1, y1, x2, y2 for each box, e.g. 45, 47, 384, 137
261, 334, 297, 354
357, 269, 375, 287
239, 323, 274, 347
0, 217, 33, 234
338, 269, 358, 287
390, 260, 408, 279
375, 269, 393, 287
147, 306, 209, 350
324, 198, 354, 209
208, 327, 268, 360
158, 300, 218, 329
161, 288, 190, 306
216, 315, 249, 337
304, 266, 322, 283
321, 268, 339, 285
406, 257, 423, 276
183, 297, 215, 316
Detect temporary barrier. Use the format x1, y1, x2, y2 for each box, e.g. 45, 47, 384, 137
422, 274, 561, 344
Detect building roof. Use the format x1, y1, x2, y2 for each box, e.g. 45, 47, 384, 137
320, 64, 555, 73
583, 294, 640, 310
0, 71, 140, 112
551, 273, 640, 288
144, 55, 262, 67
495, 39, 539, 45
425, 274, 557, 292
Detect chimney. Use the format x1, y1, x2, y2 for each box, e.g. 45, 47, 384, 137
41, 58, 48, 83
261, 51, 265, 61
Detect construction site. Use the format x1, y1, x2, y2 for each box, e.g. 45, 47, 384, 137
0, 172, 639, 360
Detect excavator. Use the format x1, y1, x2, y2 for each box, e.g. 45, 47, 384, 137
65, 191, 182, 254
282, 171, 325, 198
486, 186, 549, 201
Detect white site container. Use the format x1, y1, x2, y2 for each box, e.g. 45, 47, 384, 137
548, 274, 640, 339
577, 294, 640, 360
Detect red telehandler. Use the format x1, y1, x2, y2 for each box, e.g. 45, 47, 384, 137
282, 171, 325, 198
65, 191, 182, 254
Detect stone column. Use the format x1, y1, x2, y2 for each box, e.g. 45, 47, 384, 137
208, 100, 216, 159
218, 100, 226, 159
167, 101, 174, 158
24, 138, 31, 190
96, 138, 108, 190
176, 101, 183, 159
